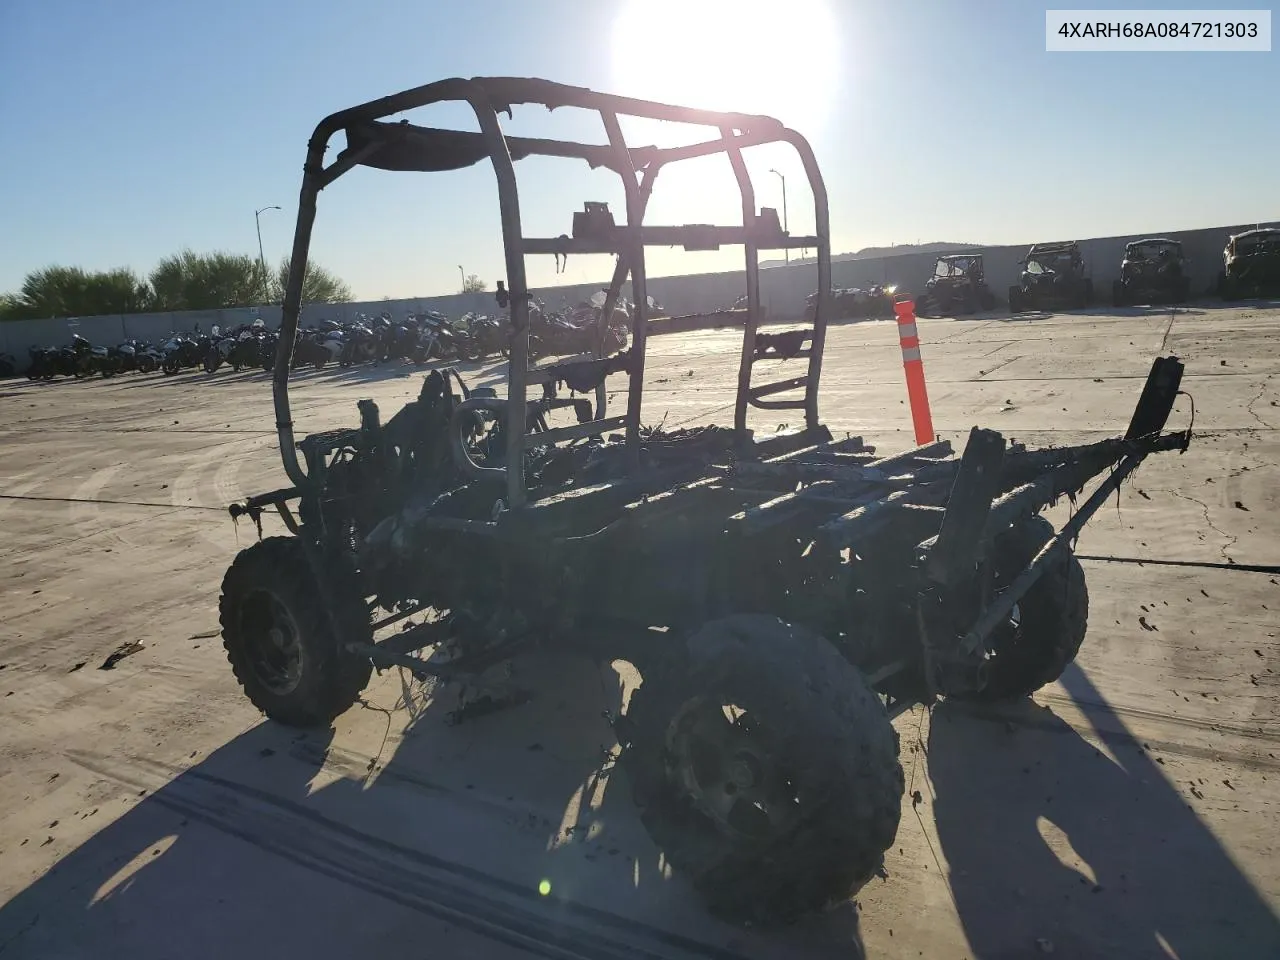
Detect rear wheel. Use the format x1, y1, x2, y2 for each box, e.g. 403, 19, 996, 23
1007, 286, 1023, 313
622, 615, 903, 926
968, 516, 1088, 702
219, 537, 372, 727
1112, 279, 1126, 307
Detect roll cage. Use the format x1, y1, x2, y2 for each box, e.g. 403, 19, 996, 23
273, 77, 832, 508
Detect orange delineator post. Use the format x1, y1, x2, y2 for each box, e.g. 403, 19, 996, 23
893, 298, 934, 445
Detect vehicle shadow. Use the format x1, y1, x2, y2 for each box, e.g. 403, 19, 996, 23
929, 663, 1280, 960
0, 647, 864, 960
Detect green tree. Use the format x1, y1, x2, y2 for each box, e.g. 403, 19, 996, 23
0, 293, 29, 321
149, 250, 269, 311
461, 273, 488, 294
1, 265, 152, 319
273, 257, 353, 304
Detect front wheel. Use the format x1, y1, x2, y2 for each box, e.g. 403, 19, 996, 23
966, 516, 1088, 702
621, 615, 903, 926
219, 537, 373, 727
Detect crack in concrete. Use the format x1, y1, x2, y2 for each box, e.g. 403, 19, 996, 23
1165, 489, 1239, 564
1244, 374, 1275, 431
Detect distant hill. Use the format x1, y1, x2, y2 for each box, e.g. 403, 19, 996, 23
760, 241, 978, 268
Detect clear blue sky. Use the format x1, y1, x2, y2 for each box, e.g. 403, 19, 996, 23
1, 0, 1275, 301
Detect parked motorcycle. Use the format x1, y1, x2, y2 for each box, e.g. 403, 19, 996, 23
160, 332, 210, 375
460, 313, 504, 358
112, 339, 161, 373
26, 347, 59, 380
339, 319, 379, 367
294, 323, 344, 369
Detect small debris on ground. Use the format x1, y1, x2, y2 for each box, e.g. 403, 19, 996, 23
911, 790, 923, 808
99, 641, 145, 670
1234, 501, 1249, 511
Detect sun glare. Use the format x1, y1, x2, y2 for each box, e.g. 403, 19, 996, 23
611, 0, 840, 134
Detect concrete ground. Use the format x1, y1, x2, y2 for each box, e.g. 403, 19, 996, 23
0, 301, 1277, 960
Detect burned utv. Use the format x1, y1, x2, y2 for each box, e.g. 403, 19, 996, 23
1112, 238, 1191, 306
915, 254, 997, 316
219, 77, 1194, 927
1008, 241, 1093, 312
1219, 227, 1280, 299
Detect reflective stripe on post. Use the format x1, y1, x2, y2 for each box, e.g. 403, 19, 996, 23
893, 298, 934, 444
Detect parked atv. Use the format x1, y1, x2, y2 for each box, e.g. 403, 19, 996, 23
218, 78, 1196, 930
1112, 238, 1191, 306
916, 254, 997, 316
1218, 227, 1280, 300
1008, 241, 1093, 312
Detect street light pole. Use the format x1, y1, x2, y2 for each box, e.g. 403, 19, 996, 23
458, 264, 465, 291
255, 205, 281, 300
768, 169, 789, 264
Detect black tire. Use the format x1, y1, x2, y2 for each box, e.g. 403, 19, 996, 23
621, 614, 903, 926
969, 516, 1088, 702
203, 349, 221, 374
1112, 279, 1126, 307
1007, 286, 1022, 313
219, 536, 372, 727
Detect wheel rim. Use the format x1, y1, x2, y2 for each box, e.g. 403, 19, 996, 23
666, 696, 800, 843
237, 589, 305, 695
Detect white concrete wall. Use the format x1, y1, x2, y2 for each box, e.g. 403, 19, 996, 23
3, 220, 1273, 373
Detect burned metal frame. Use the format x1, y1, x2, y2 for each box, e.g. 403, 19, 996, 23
271, 77, 832, 508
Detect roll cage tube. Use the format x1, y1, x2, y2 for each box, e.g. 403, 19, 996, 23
272, 77, 831, 507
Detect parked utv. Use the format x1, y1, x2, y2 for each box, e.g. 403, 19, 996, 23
1112, 238, 1191, 306
1008, 241, 1093, 312
804, 285, 897, 322
218, 78, 1193, 929
1219, 227, 1280, 299
916, 254, 997, 316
